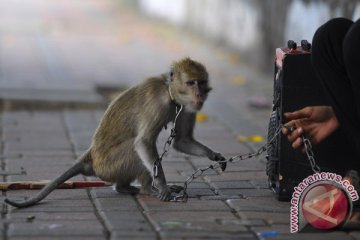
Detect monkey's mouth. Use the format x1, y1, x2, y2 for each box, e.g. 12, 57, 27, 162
193, 101, 204, 110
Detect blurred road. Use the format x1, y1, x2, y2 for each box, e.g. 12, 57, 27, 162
1, 1, 354, 239
0, 0, 272, 134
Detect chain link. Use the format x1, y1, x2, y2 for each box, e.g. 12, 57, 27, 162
153, 108, 321, 202
302, 136, 321, 173
152, 105, 183, 192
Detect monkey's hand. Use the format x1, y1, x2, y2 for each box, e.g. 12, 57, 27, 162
208, 152, 227, 171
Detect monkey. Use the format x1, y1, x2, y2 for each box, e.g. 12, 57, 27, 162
4, 57, 226, 208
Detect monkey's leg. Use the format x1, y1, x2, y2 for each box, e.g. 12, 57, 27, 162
115, 184, 140, 194
137, 170, 155, 195
151, 163, 177, 201
115, 171, 139, 194
137, 162, 183, 197
134, 139, 173, 201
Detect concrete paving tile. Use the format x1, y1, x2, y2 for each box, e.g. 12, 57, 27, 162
159, 231, 256, 239
204, 171, 268, 182
4, 149, 74, 156
223, 158, 267, 172
8, 221, 105, 237
145, 210, 237, 225
169, 182, 210, 189
164, 172, 197, 183
4, 186, 88, 197
239, 211, 290, 225
3, 126, 66, 134
138, 196, 230, 212
227, 197, 290, 213
89, 187, 133, 199
200, 195, 244, 200
219, 188, 274, 198
9, 199, 93, 208
251, 224, 290, 234
265, 232, 354, 240
158, 220, 248, 232
15, 151, 75, 158
249, 179, 270, 189
111, 230, 157, 239
350, 231, 360, 240
100, 212, 153, 231
220, 219, 267, 227
9, 199, 94, 214
8, 205, 95, 213
7, 173, 84, 182
5, 145, 72, 152
93, 197, 140, 211
209, 180, 254, 189
162, 162, 195, 174
6, 155, 75, 165
184, 187, 216, 197
5, 167, 76, 179
98, 210, 145, 221
9, 212, 99, 221
9, 237, 106, 240
199, 139, 248, 155
188, 157, 218, 168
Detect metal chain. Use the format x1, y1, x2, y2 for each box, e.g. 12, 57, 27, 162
170, 124, 321, 202
302, 136, 321, 173
151, 105, 321, 202
152, 105, 184, 192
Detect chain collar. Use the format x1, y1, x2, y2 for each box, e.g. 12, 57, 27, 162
168, 85, 175, 102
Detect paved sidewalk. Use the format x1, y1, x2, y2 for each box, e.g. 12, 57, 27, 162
1, 1, 360, 240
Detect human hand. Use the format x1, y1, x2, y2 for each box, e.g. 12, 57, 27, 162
281, 106, 339, 149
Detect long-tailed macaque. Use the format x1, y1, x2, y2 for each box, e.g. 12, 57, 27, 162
5, 57, 226, 208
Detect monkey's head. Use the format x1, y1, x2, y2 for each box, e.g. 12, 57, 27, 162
169, 58, 212, 112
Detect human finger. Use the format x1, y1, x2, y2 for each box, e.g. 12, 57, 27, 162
282, 127, 288, 135
292, 137, 303, 149
283, 120, 298, 135
284, 107, 312, 121
287, 127, 303, 143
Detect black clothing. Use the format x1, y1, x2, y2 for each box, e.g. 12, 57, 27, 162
312, 18, 360, 159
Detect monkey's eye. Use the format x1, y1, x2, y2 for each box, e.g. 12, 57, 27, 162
186, 80, 196, 86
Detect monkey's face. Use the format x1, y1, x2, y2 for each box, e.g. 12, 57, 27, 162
185, 79, 211, 111
173, 75, 212, 112
170, 58, 212, 112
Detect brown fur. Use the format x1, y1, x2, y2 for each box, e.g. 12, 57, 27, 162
4, 58, 226, 207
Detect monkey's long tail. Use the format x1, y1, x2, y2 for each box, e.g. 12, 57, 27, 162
4, 161, 84, 208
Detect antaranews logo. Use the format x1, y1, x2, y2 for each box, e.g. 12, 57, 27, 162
290, 172, 359, 233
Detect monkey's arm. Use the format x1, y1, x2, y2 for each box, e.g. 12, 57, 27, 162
173, 112, 226, 170
134, 133, 173, 200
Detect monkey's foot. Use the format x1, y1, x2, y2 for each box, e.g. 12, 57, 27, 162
158, 188, 172, 201
168, 184, 184, 193
115, 185, 140, 194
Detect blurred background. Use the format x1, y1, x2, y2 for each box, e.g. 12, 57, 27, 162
1, 0, 359, 91
136, 0, 360, 71
0, 0, 359, 133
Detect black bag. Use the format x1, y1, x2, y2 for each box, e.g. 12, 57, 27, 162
266, 40, 358, 201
